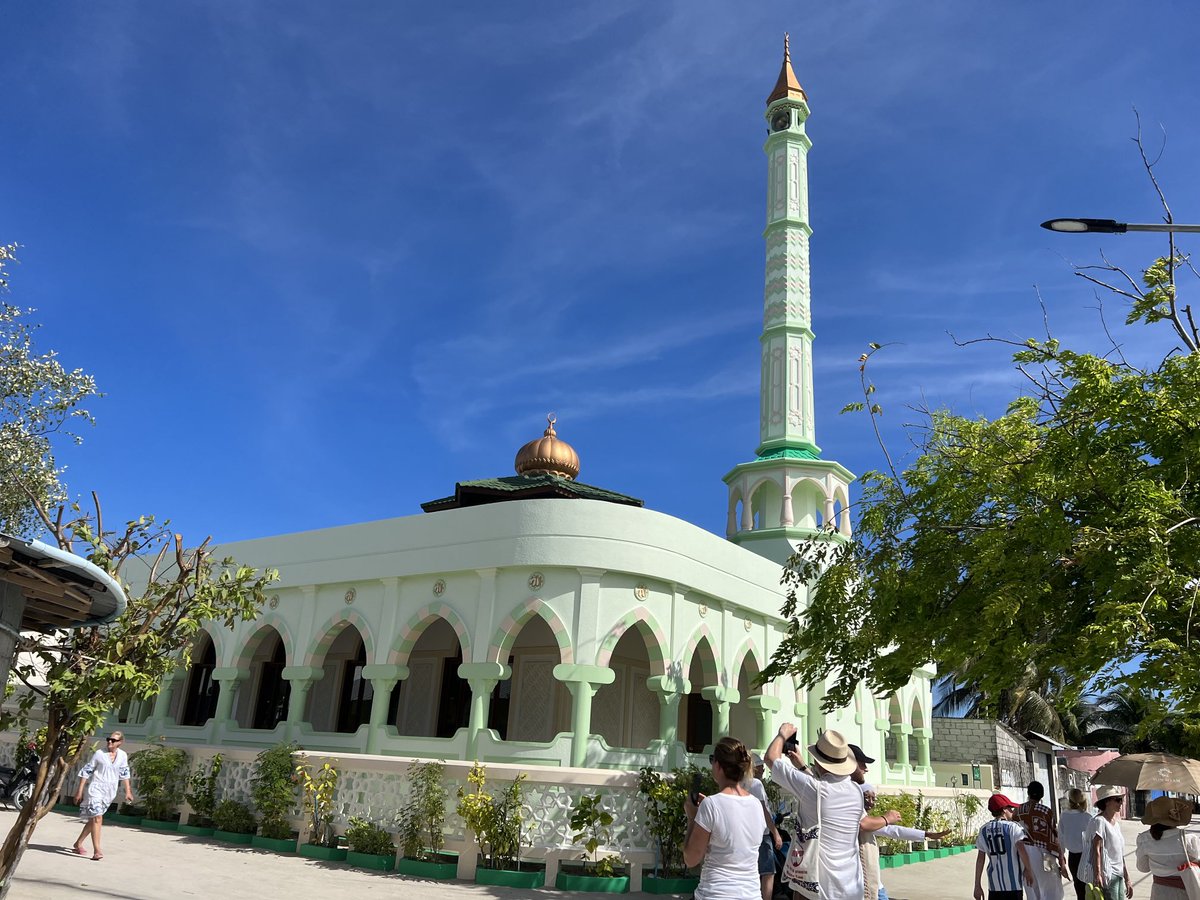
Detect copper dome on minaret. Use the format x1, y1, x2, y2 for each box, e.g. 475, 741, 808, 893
514, 415, 580, 480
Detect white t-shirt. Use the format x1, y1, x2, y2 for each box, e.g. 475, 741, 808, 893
1135, 828, 1200, 878
747, 778, 770, 837
1083, 815, 1126, 881
693, 792, 766, 899
1059, 809, 1092, 855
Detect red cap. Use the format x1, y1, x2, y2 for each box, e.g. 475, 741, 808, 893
988, 794, 1019, 815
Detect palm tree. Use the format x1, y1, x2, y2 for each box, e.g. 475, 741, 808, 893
1084, 683, 1165, 752
934, 664, 1094, 744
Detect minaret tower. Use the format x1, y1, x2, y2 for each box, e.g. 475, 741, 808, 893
723, 36, 854, 565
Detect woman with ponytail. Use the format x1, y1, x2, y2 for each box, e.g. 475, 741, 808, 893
684, 736, 769, 899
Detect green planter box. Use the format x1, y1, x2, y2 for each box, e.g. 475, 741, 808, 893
555, 871, 630, 894
475, 866, 544, 888
916, 849, 934, 862
212, 829, 254, 845
252, 834, 297, 854
933, 847, 950, 858
898, 852, 914, 865
396, 855, 458, 879
346, 850, 396, 872
642, 874, 699, 894
105, 813, 143, 827
879, 855, 896, 869
140, 818, 179, 832
178, 823, 214, 837
300, 843, 348, 861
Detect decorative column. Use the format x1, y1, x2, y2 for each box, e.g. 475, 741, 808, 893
210, 667, 248, 738
459, 661, 510, 759
701, 686, 740, 740
891, 723, 911, 783
147, 670, 184, 732
913, 726, 932, 771
362, 664, 407, 755
647, 674, 690, 766
553, 664, 615, 768
746, 695, 781, 751
282, 666, 324, 741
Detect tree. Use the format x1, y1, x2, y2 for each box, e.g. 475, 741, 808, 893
0, 246, 100, 535
936, 666, 1094, 744
0, 499, 278, 895
762, 142, 1200, 742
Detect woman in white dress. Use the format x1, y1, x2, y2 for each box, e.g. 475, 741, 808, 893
73, 731, 133, 860
1060, 788, 1094, 900
1135, 796, 1200, 900
684, 736, 766, 899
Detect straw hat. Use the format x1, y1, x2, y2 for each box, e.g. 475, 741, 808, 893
1141, 796, 1193, 828
1094, 785, 1125, 808
808, 730, 858, 776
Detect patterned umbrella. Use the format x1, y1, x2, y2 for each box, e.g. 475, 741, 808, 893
1091, 752, 1200, 794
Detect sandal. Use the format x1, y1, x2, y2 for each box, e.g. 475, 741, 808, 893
72, 845, 87, 855
91, 854, 103, 861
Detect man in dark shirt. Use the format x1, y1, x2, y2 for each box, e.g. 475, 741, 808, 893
1013, 781, 1068, 899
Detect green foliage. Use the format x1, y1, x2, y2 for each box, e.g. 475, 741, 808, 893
344, 817, 395, 857
455, 761, 527, 870
635, 766, 695, 877
397, 761, 445, 860
128, 740, 189, 821
184, 754, 223, 826
569, 792, 620, 877
294, 759, 339, 847
251, 743, 299, 840
212, 799, 257, 834
762, 286, 1200, 737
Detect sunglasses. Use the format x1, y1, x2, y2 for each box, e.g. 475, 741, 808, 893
106, 738, 121, 743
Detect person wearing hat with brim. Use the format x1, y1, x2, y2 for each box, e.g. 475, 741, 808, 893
975, 793, 1035, 900
849, 743, 948, 900
1134, 796, 1200, 899
764, 724, 902, 900
1080, 786, 1133, 900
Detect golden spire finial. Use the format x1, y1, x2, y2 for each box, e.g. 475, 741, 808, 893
545, 412, 557, 436
515, 414, 580, 479
767, 32, 807, 105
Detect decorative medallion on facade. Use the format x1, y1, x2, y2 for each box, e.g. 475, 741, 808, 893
744, 618, 753, 632
634, 584, 649, 600
268, 594, 279, 610
528, 572, 544, 590
698, 603, 708, 617
344, 588, 356, 605
432, 579, 445, 596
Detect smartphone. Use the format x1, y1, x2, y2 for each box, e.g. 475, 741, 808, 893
689, 773, 703, 805
782, 734, 799, 753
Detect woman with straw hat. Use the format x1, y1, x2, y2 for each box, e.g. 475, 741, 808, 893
1134, 796, 1200, 900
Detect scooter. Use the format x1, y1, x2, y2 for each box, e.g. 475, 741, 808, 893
0, 753, 38, 809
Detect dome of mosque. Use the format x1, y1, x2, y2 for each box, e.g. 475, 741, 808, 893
514, 415, 580, 480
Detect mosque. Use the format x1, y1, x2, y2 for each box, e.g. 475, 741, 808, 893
113, 42, 934, 787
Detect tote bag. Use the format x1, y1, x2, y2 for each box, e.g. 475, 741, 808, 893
1177, 829, 1200, 900
783, 783, 822, 900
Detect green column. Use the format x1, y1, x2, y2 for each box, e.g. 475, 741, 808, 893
553, 664, 615, 768
701, 685, 740, 740
282, 665, 325, 741
459, 661, 510, 759
362, 664, 407, 755
210, 667, 248, 737
891, 723, 911, 780
913, 726, 931, 770
746, 695, 781, 752
646, 674, 690, 748
147, 671, 183, 731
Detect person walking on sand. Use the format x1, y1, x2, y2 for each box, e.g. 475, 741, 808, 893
1014, 781, 1068, 900
975, 793, 1035, 900
1059, 789, 1093, 900
1134, 796, 1199, 900
1081, 786, 1133, 900
73, 731, 133, 861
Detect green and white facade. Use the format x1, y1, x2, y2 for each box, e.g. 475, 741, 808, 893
112, 42, 933, 787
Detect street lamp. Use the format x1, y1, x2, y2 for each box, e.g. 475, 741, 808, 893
1041, 218, 1200, 235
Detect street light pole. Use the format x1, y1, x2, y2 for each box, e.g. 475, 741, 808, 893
1041, 217, 1200, 235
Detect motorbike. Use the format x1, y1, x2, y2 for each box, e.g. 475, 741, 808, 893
0, 752, 38, 809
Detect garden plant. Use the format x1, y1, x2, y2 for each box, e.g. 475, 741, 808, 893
251, 742, 300, 840
128, 741, 189, 823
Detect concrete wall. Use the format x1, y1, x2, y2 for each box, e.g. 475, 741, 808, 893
930, 717, 1032, 793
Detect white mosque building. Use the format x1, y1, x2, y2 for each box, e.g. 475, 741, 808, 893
113, 42, 934, 787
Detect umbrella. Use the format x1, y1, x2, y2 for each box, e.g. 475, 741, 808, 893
1091, 752, 1200, 795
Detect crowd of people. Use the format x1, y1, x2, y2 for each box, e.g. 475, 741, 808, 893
684, 724, 1199, 900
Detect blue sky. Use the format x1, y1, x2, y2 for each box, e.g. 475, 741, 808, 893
4, 2, 1199, 544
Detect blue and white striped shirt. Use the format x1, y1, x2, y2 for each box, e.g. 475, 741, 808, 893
976, 819, 1027, 892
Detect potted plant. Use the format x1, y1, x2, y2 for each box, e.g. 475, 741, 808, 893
128, 740, 189, 831
395, 761, 457, 879
456, 762, 541, 888
296, 757, 343, 860
250, 742, 300, 853
635, 766, 700, 894
344, 816, 397, 871
558, 792, 628, 893
180, 753, 223, 836
212, 799, 257, 844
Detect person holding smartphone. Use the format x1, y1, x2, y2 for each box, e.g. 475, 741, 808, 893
684, 736, 765, 899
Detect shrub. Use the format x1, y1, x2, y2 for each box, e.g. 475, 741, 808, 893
569, 792, 620, 877
251, 742, 300, 839
345, 817, 395, 857
212, 799, 256, 834
295, 759, 339, 847
129, 741, 189, 821
396, 761, 446, 860
455, 761, 527, 870
636, 766, 691, 877
184, 753, 223, 826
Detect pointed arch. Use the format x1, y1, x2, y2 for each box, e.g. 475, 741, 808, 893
595, 606, 668, 675
678, 624, 721, 686
488, 599, 572, 665
389, 603, 472, 667
749, 477, 784, 530
729, 640, 762, 683
303, 610, 376, 666
909, 693, 926, 730
233, 615, 296, 670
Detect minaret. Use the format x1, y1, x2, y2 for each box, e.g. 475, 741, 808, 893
723, 36, 854, 565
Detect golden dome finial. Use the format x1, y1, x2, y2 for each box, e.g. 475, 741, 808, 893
515, 413, 580, 480
768, 31, 807, 105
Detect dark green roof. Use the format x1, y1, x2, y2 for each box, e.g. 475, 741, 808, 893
756, 447, 821, 461
421, 473, 644, 513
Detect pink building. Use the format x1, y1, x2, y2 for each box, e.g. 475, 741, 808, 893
1060, 747, 1128, 817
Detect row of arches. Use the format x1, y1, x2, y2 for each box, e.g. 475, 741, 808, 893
727, 475, 851, 537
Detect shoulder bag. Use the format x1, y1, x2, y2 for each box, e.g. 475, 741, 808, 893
782, 782, 821, 900
1177, 829, 1200, 900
